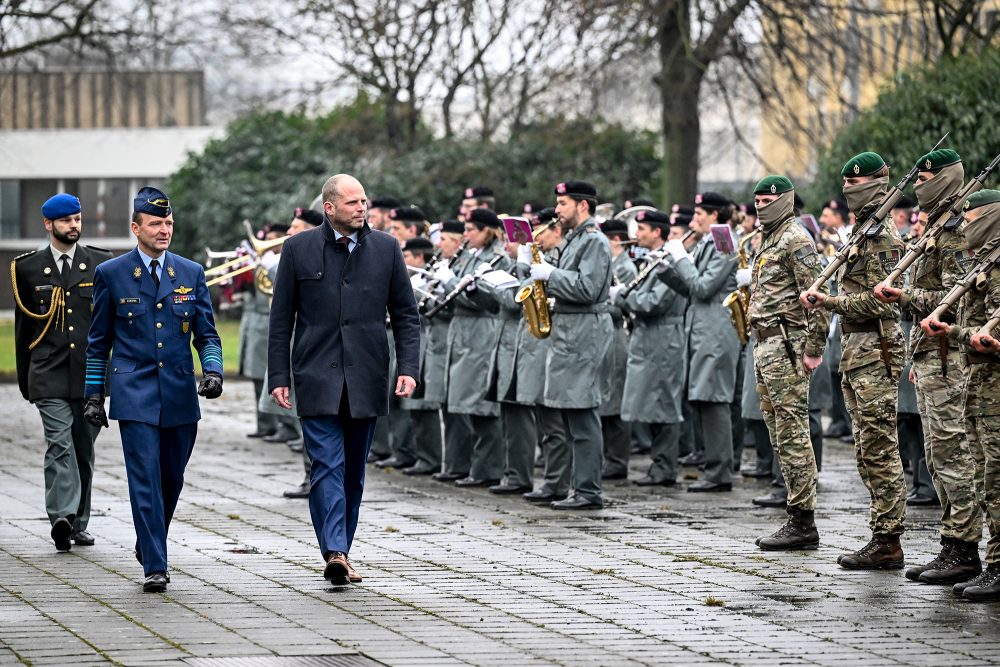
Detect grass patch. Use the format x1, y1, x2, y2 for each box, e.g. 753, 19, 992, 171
384, 526, 399, 533
590, 568, 616, 575
0, 317, 242, 377
705, 596, 725, 607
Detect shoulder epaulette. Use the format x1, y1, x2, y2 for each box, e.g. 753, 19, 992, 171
81, 244, 112, 254
13, 249, 37, 262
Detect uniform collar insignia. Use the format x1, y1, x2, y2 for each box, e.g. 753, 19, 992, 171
133, 266, 142, 279
174, 285, 193, 294
167, 265, 175, 278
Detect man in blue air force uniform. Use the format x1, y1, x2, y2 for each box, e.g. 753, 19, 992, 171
84, 187, 223, 593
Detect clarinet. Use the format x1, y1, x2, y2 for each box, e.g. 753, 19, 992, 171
426, 254, 502, 319
419, 241, 469, 311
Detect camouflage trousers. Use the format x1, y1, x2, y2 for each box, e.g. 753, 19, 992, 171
755, 331, 817, 511
964, 363, 1000, 563
842, 362, 907, 535
913, 352, 982, 542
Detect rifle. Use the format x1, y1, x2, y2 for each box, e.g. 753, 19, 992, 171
926, 241, 1000, 330
882, 149, 1000, 290
806, 133, 950, 302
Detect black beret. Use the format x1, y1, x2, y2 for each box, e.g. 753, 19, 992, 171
440, 220, 465, 234
468, 208, 502, 228
793, 193, 805, 211
555, 180, 598, 200
267, 223, 290, 234
635, 210, 671, 227
670, 204, 694, 216
292, 207, 323, 227
535, 207, 556, 224
403, 237, 435, 253
370, 196, 401, 209
389, 206, 427, 222
893, 195, 916, 210
134, 186, 171, 216
670, 210, 693, 227
600, 219, 629, 235
463, 186, 493, 199
694, 192, 729, 210
624, 197, 656, 209
522, 202, 545, 215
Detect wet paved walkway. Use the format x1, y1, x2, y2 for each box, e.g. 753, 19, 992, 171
1, 382, 998, 666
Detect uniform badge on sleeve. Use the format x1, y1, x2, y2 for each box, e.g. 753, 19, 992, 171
877, 249, 901, 273
954, 249, 975, 272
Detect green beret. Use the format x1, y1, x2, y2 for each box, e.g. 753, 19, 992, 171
753, 175, 794, 195
841, 151, 886, 177
916, 148, 961, 172
964, 189, 1000, 211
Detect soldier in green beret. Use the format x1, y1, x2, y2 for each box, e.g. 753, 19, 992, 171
922, 189, 1000, 600
742, 176, 829, 549
875, 149, 983, 585
801, 151, 908, 569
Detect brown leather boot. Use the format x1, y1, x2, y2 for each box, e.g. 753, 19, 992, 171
838, 533, 904, 570
756, 508, 819, 551
905, 538, 953, 581
920, 539, 982, 585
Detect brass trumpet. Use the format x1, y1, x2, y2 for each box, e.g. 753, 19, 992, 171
205, 221, 289, 288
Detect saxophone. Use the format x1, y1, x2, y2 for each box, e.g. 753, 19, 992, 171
515, 242, 552, 339
723, 229, 760, 345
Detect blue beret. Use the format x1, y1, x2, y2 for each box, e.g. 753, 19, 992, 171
41, 193, 81, 220
134, 186, 172, 216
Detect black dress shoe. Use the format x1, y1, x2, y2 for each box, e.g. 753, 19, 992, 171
740, 467, 773, 479
551, 496, 603, 510
283, 481, 311, 498
839, 434, 855, 444
679, 452, 705, 467
376, 456, 416, 469
823, 425, 850, 439
455, 476, 499, 487
287, 438, 304, 453
368, 451, 389, 463
633, 476, 676, 487
51, 517, 72, 552
687, 480, 732, 493
752, 492, 788, 508
263, 431, 298, 443
601, 469, 628, 480
247, 430, 277, 439
143, 572, 168, 593
402, 464, 437, 476
523, 489, 567, 503
432, 471, 468, 482
488, 483, 532, 495
71, 529, 95, 546
907, 494, 941, 507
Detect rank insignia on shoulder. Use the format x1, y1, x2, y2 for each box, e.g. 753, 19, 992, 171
174, 285, 193, 294
120, 297, 141, 304
167, 266, 176, 278
133, 267, 142, 279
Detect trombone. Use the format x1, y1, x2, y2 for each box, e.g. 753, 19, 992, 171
205, 221, 289, 288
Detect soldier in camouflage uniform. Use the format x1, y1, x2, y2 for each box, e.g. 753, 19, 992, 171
801, 152, 908, 569
923, 189, 1000, 601
876, 149, 983, 584
741, 177, 828, 549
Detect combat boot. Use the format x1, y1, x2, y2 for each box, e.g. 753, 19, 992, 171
961, 562, 1000, 601
920, 539, 982, 585
756, 508, 819, 551
905, 538, 953, 582
838, 533, 904, 570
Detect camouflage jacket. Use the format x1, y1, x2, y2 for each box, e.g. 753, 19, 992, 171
749, 216, 829, 357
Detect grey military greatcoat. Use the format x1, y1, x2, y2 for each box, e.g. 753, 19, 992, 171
238, 278, 271, 381
600, 251, 638, 416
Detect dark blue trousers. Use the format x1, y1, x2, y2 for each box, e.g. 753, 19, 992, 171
118, 420, 197, 576
301, 401, 376, 556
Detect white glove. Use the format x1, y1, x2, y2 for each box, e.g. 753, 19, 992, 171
517, 244, 533, 266
608, 284, 624, 303
736, 268, 752, 288
530, 258, 555, 282
410, 274, 426, 290
665, 239, 689, 262
475, 262, 492, 276
433, 264, 456, 283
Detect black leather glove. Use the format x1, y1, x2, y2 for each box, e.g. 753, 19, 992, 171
198, 372, 223, 399
83, 394, 109, 428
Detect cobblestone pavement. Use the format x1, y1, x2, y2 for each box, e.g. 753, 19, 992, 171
1, 382, 999, 667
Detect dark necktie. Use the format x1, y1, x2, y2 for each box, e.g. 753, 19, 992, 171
337, 236, 352, 253
59, 254, 70, 285
150, 259, 160, 288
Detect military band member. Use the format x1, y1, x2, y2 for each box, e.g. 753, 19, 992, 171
611, 210, 685, 486
85, 187, 223, 592
459, 186, 496, 222
801, 152, 907, 569
599, 218, 638, 480
740, 176, 828, 549
433, 208, 512, 487
367, 197, 401, 232
658, 193, 740, 492
923, 189, 1000, 601
388, 206, 427, 247
875, 149, 984, 583
527, 181, 614, 510
13, 193, 113, 552
399, 237, 444, 475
